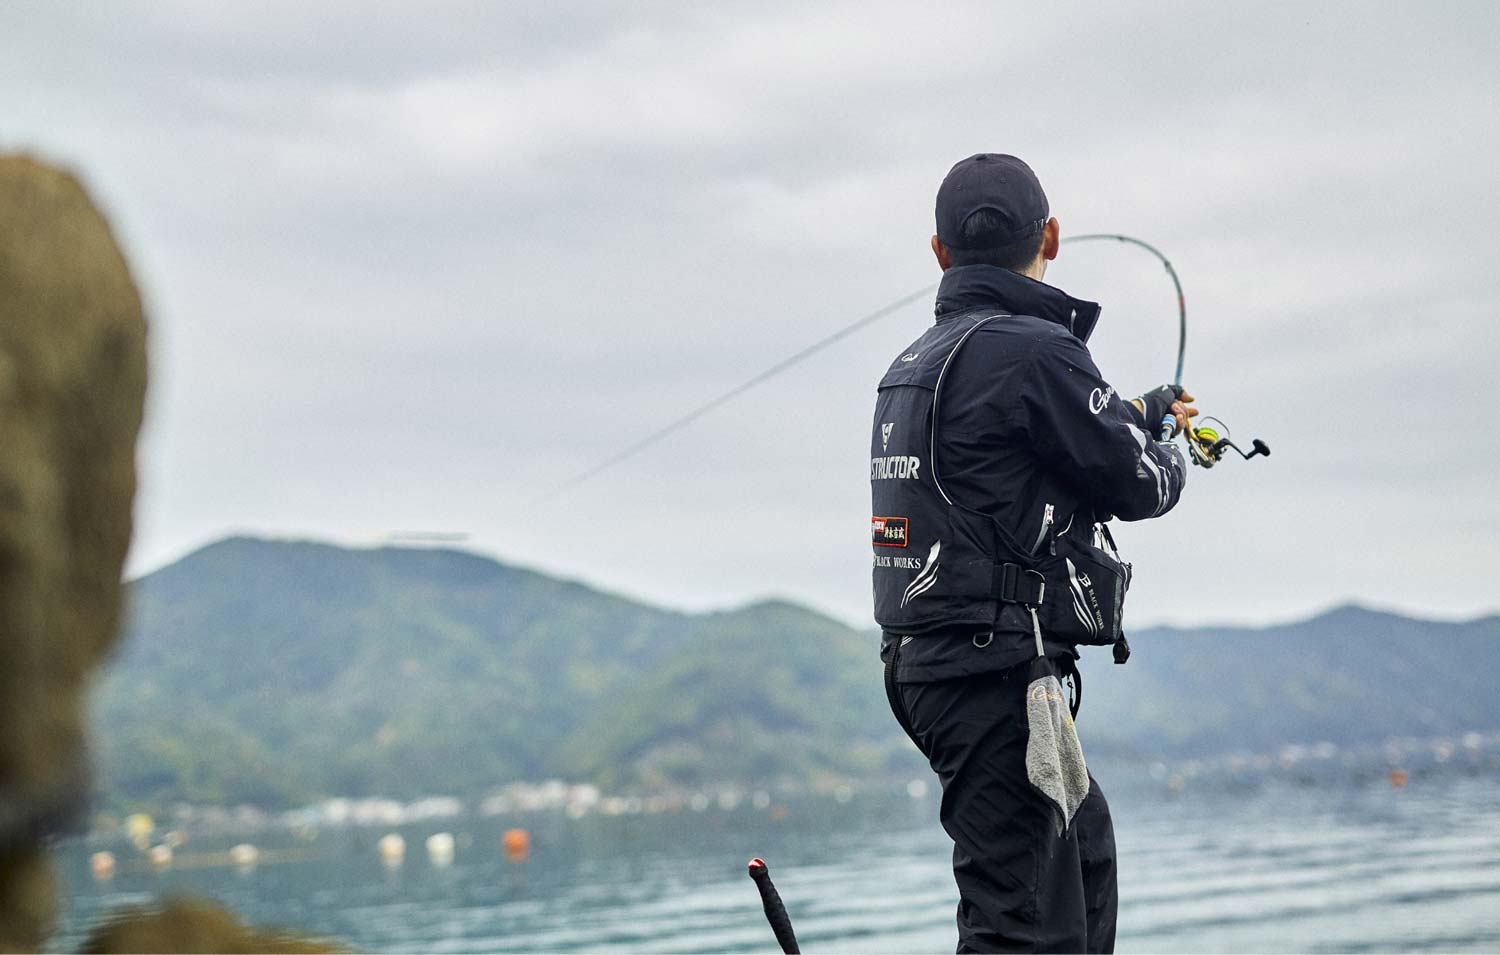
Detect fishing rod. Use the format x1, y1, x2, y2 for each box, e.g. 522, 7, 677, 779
747, 858, 800, 954
1062, 233, 1269, 468
1062, 233, 1185, 385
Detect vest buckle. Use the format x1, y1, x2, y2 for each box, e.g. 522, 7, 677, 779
994, 562, 1046, 605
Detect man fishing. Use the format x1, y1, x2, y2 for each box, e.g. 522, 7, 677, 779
872, 153, 1194, 953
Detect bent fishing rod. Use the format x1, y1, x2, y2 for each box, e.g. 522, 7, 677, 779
1063, 233, 1269, 468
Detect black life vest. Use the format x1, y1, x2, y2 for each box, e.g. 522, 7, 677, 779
870, 312, 1133, 659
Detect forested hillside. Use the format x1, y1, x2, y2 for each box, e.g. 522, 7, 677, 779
95, 538, 900, 808
93, 537, 1500, 809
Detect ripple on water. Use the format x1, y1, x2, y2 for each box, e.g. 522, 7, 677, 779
50, 774, 1500, 953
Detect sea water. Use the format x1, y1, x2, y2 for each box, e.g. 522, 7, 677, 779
50, 769, 1500, 952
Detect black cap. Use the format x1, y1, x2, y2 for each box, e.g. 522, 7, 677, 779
935, 153, 1049, 250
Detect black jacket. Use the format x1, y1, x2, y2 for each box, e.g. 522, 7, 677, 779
880, 264, 1186, 680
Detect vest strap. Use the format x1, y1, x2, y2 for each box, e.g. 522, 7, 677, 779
991, 563, 1046, 605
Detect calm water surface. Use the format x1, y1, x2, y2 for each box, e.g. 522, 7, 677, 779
52, 770, 1500, 952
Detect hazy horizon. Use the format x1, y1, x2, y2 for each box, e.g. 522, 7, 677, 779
134, 531, 1499, 632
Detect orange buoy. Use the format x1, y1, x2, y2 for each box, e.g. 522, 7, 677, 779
502, 828, 531, 861
377, 832, 406, 867
90, 851, 116, 880
1389, 769, 1409, 788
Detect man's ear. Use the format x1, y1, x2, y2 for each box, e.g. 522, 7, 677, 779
1041, 217, 1060, 261
931, 234, 951, 271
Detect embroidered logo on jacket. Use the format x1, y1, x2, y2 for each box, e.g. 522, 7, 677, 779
900, 541, 942, 607
871, 516, 909, 548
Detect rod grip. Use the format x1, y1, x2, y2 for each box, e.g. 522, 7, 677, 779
748, 858, 801, 954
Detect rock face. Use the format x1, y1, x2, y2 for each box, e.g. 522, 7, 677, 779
81, 899, 342, 954
0, 155, 148, 950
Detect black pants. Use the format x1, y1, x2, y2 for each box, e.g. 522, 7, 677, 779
890, 659, 1118, 953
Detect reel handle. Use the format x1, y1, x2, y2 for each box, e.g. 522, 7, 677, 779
1209, 435, 1271, 462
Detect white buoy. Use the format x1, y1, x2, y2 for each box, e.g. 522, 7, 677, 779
90, 851, 116, 880
425, 832, 455, 867
148, 843, 173, 870
229, 843, 260, 870
377, 832, 406, 867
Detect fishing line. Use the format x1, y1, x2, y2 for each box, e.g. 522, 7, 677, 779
534, 283, 936, 502
540, 232, 1259, 502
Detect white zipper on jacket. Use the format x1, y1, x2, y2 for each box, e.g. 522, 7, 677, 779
1032, 503, 1055, 554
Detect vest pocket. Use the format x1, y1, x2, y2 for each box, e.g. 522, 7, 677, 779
1037, 531, 1130, 646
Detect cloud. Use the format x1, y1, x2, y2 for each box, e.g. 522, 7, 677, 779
1, 1, 1497, 629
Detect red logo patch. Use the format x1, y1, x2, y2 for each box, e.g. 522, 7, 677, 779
872, 516, 908, 548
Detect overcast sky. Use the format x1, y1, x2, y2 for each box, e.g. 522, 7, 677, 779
3, 1, 1497, 630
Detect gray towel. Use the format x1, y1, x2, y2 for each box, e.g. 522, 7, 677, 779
1025, 671, 1091, 835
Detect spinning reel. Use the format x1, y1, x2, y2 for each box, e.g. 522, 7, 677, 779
1181, 417, 1270, 469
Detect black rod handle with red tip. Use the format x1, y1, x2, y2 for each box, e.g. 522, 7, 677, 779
747, 857, 800, 953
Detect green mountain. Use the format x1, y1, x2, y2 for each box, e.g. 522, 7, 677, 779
92, 537, 1500, 810
1077, 605, 1500, 757
93, 537, 905, 809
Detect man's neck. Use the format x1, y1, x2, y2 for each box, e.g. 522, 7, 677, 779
1017, 259, 1046, 281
